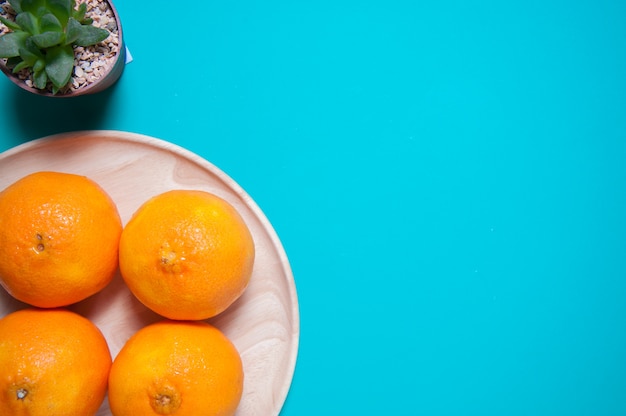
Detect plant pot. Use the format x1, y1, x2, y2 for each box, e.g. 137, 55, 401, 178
0, 0, 125, 97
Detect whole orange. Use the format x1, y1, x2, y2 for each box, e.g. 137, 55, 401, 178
0, 308, 112, 416
0, 171, 122, 308
108, 320, 244, 416
119, 190, 255, 320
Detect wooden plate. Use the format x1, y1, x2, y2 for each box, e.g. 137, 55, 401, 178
0, 130, 299, 416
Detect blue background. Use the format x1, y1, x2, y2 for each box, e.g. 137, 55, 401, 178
1, 1, 626, 414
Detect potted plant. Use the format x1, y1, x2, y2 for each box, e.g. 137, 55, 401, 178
0, 0, 125, 97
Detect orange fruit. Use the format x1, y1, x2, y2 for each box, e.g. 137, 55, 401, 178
0, 171, 122, 308
108, 320, 244, 416
119, 190, 255, 320
0, 308, 112, 416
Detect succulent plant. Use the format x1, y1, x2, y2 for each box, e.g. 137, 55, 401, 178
0, 0, 109, 93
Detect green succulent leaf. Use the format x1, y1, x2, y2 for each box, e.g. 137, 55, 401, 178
64, 16, 80, 44
72, 2, 89, 24
39, 12, 63, 32
47, 0, 72, 28
31, 31, 64, 48
67, 18, 108, 47
33, 66, 47, 89
12, 60, 30, 73
44, 43, 73, 88
8, 0, 24, 14
20, 0, 72, 26
0, 31, 29, 57
18, 45, 41, 66
0, 16, 22, 31
22, 37, 45, 56
15, 12, 39, 35
17, 0, 42, 14
18, 0, 48, 14
33, 58, 45, 73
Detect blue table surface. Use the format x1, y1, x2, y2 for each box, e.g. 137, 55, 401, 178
2, 1, 626, 414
